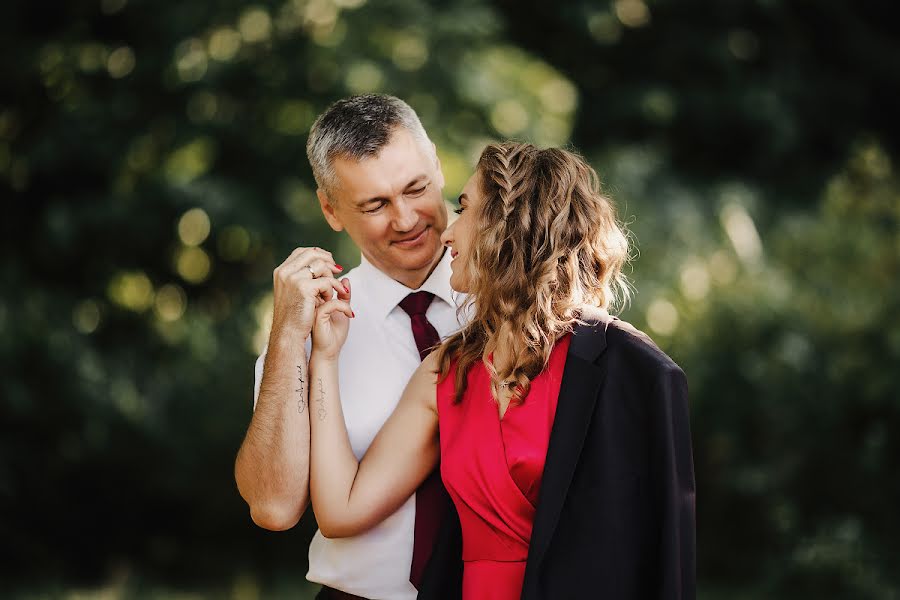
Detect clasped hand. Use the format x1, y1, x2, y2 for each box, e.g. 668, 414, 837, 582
269, 246, 354, 360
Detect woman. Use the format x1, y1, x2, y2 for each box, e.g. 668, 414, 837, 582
308, 142, 695, 599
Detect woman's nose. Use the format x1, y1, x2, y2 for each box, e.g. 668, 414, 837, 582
440, 222, 453, 247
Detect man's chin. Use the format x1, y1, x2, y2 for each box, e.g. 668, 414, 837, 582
390, 239, 443, 266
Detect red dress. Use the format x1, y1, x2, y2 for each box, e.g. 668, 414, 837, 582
437, 334, 572, 600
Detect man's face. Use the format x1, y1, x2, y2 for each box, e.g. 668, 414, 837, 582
318, 128, 448, 287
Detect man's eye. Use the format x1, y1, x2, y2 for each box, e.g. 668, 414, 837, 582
363, 201, 387, 213
408, 186, 427, 196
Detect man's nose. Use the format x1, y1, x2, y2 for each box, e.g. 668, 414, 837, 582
391, 198, 418, 231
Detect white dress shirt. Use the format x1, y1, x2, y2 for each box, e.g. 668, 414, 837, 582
253, 248, 465, 600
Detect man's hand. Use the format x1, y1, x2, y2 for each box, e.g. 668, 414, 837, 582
271, 247, 347, 340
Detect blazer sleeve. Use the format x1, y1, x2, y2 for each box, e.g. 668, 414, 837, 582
649, 364, 696, 600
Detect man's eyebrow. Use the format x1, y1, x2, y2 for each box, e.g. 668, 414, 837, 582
404, 174, 428, 189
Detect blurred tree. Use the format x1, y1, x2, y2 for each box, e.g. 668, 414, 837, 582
493, 0, 900, 204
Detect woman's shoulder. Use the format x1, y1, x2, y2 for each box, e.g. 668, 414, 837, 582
404, 351, 442, 412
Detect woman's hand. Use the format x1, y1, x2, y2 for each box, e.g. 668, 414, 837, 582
311, 278, 354, 361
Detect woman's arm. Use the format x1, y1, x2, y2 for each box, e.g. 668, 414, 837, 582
308, 294, 441, 538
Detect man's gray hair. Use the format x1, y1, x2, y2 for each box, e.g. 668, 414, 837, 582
306, 94, 433, 197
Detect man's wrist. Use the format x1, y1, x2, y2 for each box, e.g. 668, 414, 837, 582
269, 320, 310, 351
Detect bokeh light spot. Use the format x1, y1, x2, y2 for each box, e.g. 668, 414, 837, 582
73, 299, 102, 333
490, 99, 529, 136
647, 298, 679, 336
108, 271, 155, 312
271, 100, 314, 136
107, 46, 135, 79
178, 208, 211, 247
709, 250, 738, 285
164, 137, 217, 185
78, 43, 109, 73
345, 62, 384, 93
176, 247, 212, 284
588, 12, 623, 44
209, 27, 242, 61
679, 258, 711, 300
154, 283, 187, 322
392, 35, 429, 71
538, 79, 577, 114
239, 7, 273, 43
174, 39, 208, 83
614, 0, 651, 28
720, 202, 763, 265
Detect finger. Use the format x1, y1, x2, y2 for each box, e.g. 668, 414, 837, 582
299, 275, 348, 301
292, 247, 337, 269
306, 258, 345, 279
318, 298, 354, 320
336, 277, 351, 301
282, 252, 343, 280
278, 246, 308, 268
273, 247, 309, 281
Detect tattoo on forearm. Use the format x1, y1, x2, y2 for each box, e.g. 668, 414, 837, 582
295, 365, 306, 414
316, 378, 326, 421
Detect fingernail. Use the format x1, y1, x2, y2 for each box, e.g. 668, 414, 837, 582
343, 283, 350, 293
335, 264, 344, 271
351, 311, 356, 318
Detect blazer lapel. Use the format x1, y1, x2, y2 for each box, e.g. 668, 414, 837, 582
524, 309, 612, 585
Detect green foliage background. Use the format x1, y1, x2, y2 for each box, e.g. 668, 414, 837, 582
1, 0, 898, 597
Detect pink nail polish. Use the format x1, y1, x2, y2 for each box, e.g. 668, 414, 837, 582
335, 264, 344, 271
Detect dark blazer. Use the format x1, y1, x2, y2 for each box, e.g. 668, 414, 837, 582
419, 308, 696, 600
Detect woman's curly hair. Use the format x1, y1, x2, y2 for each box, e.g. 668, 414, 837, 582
435, 142, 631, 404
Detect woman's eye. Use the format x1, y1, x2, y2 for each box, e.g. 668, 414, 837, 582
453, 207, 464, 215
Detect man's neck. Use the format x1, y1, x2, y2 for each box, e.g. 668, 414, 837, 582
368, 246, 446, 290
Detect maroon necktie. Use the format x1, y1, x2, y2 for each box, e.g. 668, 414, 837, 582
399, 291, 448, 588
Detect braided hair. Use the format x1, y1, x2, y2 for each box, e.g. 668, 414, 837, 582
436, 142, 631, 404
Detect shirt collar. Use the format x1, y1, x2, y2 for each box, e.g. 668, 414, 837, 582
357, 248, 458, 321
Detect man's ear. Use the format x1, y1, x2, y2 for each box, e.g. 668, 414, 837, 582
317, 188, 344, 232
432, 142, 445, 190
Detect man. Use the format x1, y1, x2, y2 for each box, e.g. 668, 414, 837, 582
235, 95, 463, 600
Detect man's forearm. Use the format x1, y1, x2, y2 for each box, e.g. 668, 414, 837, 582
235, 326, 311, 530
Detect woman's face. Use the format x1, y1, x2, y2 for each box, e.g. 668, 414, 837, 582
440, 171, 482, 293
